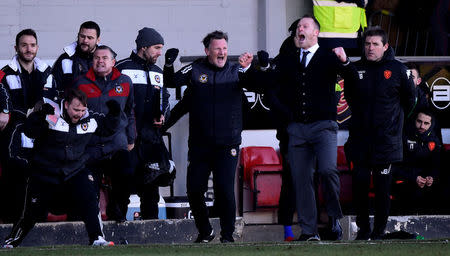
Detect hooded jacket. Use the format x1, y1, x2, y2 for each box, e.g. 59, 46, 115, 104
345, 47, 416, 165
0, 56, 57, 123
24, 99, 120, 184
115, 51, 170, 137
52, 42, 95, 94
164, 58, 262, 146
394, 115, 441, 183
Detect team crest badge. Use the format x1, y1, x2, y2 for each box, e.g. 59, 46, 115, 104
199, 74, 208, 83
231, 148, 237, 157
115, 85, 123, 94
428, 141, 436, 151
384, 70, 392, 79
81, 123, 89, 131
155, 74, 161, 83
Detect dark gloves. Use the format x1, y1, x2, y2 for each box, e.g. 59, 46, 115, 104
257, 50, 269, 68
106, 100, 121, 116
40, 103, 55, 116
165, 48, 179, 66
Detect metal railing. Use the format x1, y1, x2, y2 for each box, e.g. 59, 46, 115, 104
369, 10, 437, 56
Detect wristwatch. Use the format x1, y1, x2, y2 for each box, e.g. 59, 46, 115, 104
2, 109, 9, 114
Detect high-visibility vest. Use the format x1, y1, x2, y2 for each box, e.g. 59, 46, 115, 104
313, 0, 367, 39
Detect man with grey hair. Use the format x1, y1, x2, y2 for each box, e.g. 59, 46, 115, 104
73, 45, 136, 222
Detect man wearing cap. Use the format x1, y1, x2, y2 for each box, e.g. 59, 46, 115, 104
73, 45, 136, 222
116, 27, 177, 219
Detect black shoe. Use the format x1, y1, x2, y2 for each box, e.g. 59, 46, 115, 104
295, 234, 320, 241
106, 203, 126, 223
355, 229, 371, 241
329, 217, 343, 241
194, 230, 215, 243
220, 237, 235, 243
370, 231, 384, 240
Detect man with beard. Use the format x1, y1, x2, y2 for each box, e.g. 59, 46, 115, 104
73, 45, 136, 222
116, 27, 176, 219
0, 28, 57, 223
392, 110, 441, 213
52, 21, 100, 95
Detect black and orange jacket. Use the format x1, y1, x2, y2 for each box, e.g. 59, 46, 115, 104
73, 67, 135, 159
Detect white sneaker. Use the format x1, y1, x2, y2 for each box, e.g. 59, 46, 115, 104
92, 236, 114, 247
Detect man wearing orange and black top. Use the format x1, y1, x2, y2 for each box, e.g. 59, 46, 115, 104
392, 110, 441, 213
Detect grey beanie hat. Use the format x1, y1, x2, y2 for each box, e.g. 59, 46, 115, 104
135, 27, 164, 50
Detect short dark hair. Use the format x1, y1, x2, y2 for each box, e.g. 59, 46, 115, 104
95, 45, 117, 59
65, 88, 87, 107
363, 26, 388, 45
406, 63, 419, 72
16, 29, 37, 46
202, 30, 228, 48
300, 14, 320, 31
79, 21, 101, 38
288, 19, 301, 36
416, 108, 433, 121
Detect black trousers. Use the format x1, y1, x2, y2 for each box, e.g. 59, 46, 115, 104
353, 163, 393, 236
130, 147, 160, 219
0, 163, 29, 224
89, 149, 134, 220
4, 169, 103, 246
186, 143, 239, 240
0, 121, 31, 224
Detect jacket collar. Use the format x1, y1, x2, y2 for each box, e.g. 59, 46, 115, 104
130, 50, 154, 68
85, 67, 122, 82
63, 42, 78, 57
202, 57, 229, 71
8, 55, 48, 73
60, 99, 90, 124
360, 46, 395, 65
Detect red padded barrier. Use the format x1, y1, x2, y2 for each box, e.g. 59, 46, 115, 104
47, 213, 68, 222
240, 147, 281, 185
240, 147, 283, 208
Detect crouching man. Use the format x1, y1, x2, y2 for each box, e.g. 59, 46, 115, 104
2, 88, 120, 248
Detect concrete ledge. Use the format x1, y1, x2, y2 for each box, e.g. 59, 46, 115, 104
344, 215, 450, 240
0, 218, 243, 246
1, 215, 449, 246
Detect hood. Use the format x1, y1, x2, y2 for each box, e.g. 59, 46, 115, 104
360, 46, 395, 65
405, 112, 437, 142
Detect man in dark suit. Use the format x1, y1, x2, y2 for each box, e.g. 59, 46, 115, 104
271, 14, 355, 241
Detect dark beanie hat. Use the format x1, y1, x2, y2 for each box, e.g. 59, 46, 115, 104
135, 27, 164, 50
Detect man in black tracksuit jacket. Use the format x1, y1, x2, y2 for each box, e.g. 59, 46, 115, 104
116, 27, 171, 219
392, 110, 441, 212
344, 27, 416, 240
0, 29, 58, 223
52, 21, 101, 96
164, 30, 262, 243
2, 88, 119, 247
73, 45, 136, 222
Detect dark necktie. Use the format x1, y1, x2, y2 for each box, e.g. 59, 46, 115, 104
300, 50, 310, 69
